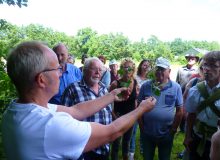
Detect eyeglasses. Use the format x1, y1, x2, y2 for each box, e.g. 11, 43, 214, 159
41, 66, 63, 73
123, 66, 133, 72
89, 68, 103, 72
202, 63, 220, 69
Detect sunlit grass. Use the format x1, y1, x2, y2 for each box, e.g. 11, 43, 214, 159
116, 127, 185, 160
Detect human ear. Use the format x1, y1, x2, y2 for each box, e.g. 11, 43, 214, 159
35, 73, 47, 88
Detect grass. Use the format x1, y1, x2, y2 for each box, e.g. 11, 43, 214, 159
116, 127, 185, 160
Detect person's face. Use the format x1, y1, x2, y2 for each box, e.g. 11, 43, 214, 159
110, 64, 118, 74
67, 56, 74, 64
99, 57, 105, 64
155, 66, 170, 83
81, 55, 88, 64
122, 62, 134, 79
42, 46, 62, 96
141, 61, 150, 72
55, 45, 68, 65
85, 60, 103, 85
187, 57, 197, 66
202, 60, 220, 82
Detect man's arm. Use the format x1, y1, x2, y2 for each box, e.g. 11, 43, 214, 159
210, 130, 220, 160
183, 113, 196, 151
83, 97, 156, 152
170, 106, 183, 134
57, 88, 126, 120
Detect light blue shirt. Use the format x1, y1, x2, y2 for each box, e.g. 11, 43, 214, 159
49, 63, 82, 105
185, 81, 220, 128
138, 80, 183, 137
101, 70, 111, 88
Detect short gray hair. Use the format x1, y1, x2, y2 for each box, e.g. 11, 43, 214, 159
83, 57, 104, 73
7, 41, 50, 94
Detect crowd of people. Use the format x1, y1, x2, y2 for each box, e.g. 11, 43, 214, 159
2, 40, 220, 160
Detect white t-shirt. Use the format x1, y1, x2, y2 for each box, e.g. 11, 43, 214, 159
2, 100, 91, 160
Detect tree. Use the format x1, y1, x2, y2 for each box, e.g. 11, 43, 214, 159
169, 38, 190, 56
0, 19, 24, 58
73, 27, 98, 57
146, 35, 174, 61
0, 0, 28, 7
130, 39, 148, 61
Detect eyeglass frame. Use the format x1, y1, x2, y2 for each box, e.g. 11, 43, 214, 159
40, 66, 63, 74
201, 63, 220, 70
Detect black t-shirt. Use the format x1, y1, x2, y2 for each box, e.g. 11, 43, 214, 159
114, 79, 137, 116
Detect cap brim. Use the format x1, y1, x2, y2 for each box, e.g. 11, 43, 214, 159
156, 64, 169, 69
109, 63, 117, 65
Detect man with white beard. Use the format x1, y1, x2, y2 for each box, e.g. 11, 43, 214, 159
62, 57, 113, 160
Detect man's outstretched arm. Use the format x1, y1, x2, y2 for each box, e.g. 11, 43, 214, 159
57, 87, 127, 120
84, 97, 156, 152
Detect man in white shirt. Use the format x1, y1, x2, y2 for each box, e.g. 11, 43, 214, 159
2, 41, 156, 160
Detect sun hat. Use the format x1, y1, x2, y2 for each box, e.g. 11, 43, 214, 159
109, 59, 118, 66
185, 53, 199, 62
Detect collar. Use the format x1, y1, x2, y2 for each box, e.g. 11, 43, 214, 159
204, 81, 220, 93
151, 79, 172, 91
160, 80, 172, 91
182, 65, 197, 71
64, 63, 70, 73
79, 79, 105, 89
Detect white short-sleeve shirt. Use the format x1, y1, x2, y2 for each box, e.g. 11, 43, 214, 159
2, 100, 91, 160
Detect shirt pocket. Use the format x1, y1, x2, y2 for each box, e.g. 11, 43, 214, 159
165, 95, 175, 105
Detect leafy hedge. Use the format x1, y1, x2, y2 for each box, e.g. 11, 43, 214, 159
0, 61, 16, 113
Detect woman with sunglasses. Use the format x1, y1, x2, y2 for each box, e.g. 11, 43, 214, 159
110, 58, 138, 160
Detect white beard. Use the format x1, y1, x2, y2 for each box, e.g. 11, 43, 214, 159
90, 77, 100, 84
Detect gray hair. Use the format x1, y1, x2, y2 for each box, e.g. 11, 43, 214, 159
83, 57, 104, 74
7, 41, 50, 94
203, 51, 220, 63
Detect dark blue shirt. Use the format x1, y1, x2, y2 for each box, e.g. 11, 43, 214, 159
49, 63, 82, 105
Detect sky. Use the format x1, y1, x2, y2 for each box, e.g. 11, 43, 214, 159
1, 0, 220, 43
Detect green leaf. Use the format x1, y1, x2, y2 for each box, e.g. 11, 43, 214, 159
118, 68, 124, 76
120, 80, 131, 88
153, 87, 161, 96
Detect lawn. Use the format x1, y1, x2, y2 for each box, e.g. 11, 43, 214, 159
115, 128, 185, 160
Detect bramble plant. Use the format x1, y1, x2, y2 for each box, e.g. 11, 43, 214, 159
117, 66, 133, 87
147, 68, 161, 96
117, 66, 132, 98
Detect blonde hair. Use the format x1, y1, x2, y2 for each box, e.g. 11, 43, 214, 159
120, 58, 136, 78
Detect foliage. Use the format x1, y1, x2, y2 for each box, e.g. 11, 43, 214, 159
0, 19, 220, 112
0, 0, 28, 8
0, 60, 17, 113
168, 38, 191, 56
0, 19, 24, 58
